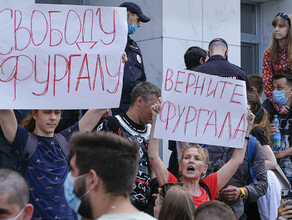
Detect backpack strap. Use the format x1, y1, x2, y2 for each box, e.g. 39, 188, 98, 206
199, 181, 211, 199
54, 133, 70, 161
20, 132, 38, 175
20, 133, 69, 175
247, 135, 258, 185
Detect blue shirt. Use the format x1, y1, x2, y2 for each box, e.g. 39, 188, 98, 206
12, 124, 79, 220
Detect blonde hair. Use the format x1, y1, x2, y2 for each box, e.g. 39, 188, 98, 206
269, 13, 292, 64
180, 144, 210, 165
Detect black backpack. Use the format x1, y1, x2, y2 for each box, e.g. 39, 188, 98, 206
18, 132, 69, 175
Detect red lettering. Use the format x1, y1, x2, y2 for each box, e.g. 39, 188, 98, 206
206, 79, 218, 98
82, 9, 94, 42
230, 84, 244, 105
96, 8, 116, 45
75, 53, 91, 92
0, 8, 13, 55
53, 54, 69, 96
14, 10, 32, 51
186, 72, 196, 93
33, 55, 50, 97
68, 54, 82, 93
93, 54, 104, 91
160, 101, 176, 130
164, 68, 174, 91
218, 81, 233, 99
194, 75, 206, 96
49, 11, 63, 47
218, 112, 232, 139
184, 106, 197, 135
105, 55, 121, 94
31, 10, 48, 46
195, 109, 210, 136
203, 110, 217, 136
232, 114, 246, 141
64, 10, 81, 45
174, 71, 185, 93
172, 104, 186, 133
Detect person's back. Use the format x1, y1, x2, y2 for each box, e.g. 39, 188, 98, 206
0, 168, 34, 220
194, 38, 250, 90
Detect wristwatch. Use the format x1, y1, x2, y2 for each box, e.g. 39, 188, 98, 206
239, 187, 246, 199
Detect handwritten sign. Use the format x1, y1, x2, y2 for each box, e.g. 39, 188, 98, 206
0, 3, 127, 109
154, 66, 248, 148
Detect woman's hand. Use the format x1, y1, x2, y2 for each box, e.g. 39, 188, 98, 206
246, 105, 255, 135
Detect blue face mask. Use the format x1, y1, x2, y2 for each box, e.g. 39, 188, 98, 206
64, 172, 90, 213
128, 22, 137, 35
273, 90, 289, 105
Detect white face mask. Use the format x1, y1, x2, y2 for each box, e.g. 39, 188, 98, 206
6, 208, 24, 220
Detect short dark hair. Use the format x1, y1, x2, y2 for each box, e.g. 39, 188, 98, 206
272, 72, 292, 87
248, 74, 263, 95
194, 200, 236, 220
184, 46, 207, 70
0, 168, 29, 209
70, 131, 139, 196
130, 82, 161, 106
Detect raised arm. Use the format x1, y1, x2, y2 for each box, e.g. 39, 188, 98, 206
0, 110, 18, 143
78, 109, 107, 132
216, 107, 255, 191
148, 98, 169, 186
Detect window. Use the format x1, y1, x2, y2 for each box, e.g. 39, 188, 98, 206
241, 2, 261, 75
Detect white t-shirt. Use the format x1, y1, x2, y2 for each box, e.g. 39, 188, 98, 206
97, 212, 156, 220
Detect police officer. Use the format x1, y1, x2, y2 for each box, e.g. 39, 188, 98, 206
112, 2, 151, 115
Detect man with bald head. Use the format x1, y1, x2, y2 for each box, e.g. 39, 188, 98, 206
194, 38, 250, 90
0, 168, 33, 219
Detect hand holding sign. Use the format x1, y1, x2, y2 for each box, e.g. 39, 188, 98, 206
154, 66, 249, 148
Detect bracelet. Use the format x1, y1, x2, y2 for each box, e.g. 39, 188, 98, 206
239, 187, 246, 199
245, 136, 250, 141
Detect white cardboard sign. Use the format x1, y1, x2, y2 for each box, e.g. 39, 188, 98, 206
154, 66, 248, 148
0, 3, 127, 109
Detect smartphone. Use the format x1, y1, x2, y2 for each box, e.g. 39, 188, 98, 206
281, 189, 292, 220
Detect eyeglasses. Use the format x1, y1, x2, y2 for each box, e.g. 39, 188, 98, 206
160, 182, 184, 198
275, 13, 291, 25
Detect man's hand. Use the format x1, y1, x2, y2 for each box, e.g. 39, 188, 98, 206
278, 200, 292, 219
246, 105, 255, 134
279, 105, 290, 115
221, 185, 241, 201
122, 51, 127, 63
102, 109, 112, 118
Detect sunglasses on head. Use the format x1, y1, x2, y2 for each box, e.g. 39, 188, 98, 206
275, 13, 291, 25
160, 182, 184, 198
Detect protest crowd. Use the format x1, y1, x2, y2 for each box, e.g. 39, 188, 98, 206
1, 1, 292, 220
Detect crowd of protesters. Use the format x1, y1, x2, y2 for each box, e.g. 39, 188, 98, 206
1, 2, 292, 220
